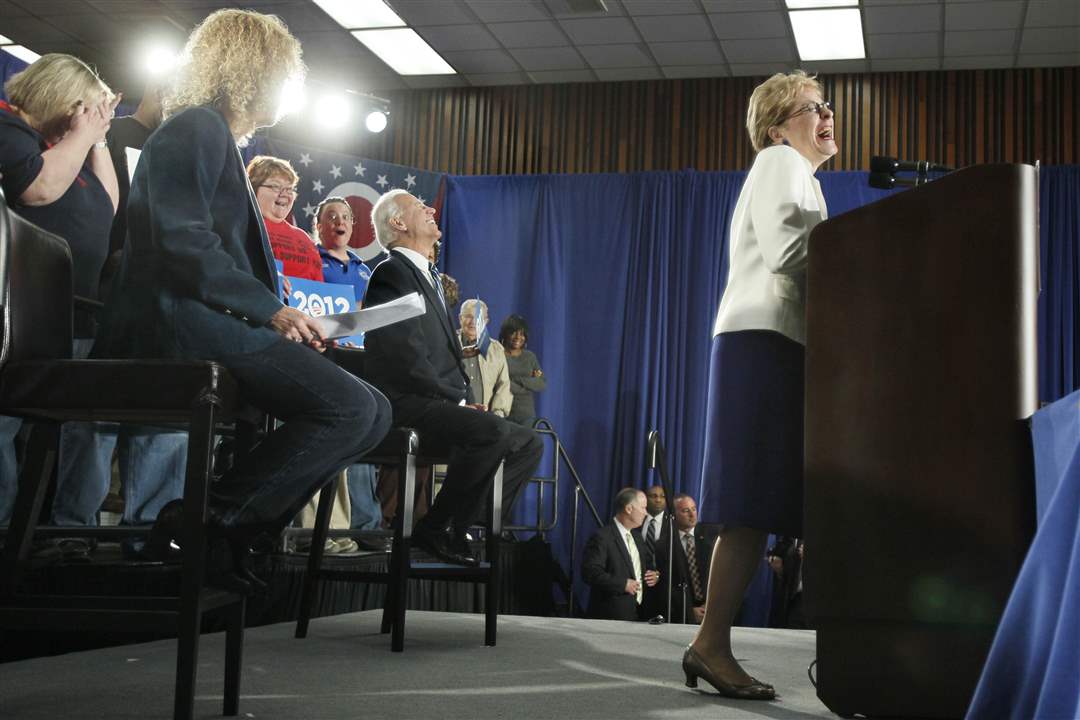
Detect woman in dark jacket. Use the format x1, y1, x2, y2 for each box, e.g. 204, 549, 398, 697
95, 9, 390, 588
499, 314, 546, 426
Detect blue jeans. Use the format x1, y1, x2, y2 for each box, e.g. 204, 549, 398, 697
0, 415, 22, 526
347, 463, 382, 530
212, 338, 391, 527
51, 338, 188, 527
52, 424, 188, 526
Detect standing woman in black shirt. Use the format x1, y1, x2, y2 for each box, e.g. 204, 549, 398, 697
0, 53, 118, 527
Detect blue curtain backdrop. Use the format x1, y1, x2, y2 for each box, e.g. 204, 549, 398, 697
442, 168, 1080, 607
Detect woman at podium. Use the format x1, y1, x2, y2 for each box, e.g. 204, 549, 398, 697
683, 70, 837, 701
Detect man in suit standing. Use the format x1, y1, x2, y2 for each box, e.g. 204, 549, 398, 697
663, 493, 717, 624
363, 189, 543, 566
582, 487, 660, 621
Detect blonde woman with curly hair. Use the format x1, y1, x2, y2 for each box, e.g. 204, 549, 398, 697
95, 9, 391, 591
683, 70, 837, 701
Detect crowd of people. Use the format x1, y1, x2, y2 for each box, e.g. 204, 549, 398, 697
1, 5, 833, 705
581, 484, 802, 630
0, 9, 547, 574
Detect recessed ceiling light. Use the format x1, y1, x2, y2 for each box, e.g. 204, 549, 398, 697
0, 34, 13, 44
790, 8, 865, 61
311, 0, 404, 30
351, 29, 456, 75
786, 0, 857, 8
3, 45, 41, 64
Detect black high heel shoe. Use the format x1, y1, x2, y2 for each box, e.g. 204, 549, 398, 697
682, 645, 775, 701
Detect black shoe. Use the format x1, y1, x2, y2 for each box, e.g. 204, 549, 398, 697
56, 537, 96, 563
413, 523, 478, 566
499, 530, 518, 543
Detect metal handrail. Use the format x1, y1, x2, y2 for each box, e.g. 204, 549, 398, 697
528, 418, 603, 617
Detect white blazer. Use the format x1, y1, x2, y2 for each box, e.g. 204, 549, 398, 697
713, 144, 828, 346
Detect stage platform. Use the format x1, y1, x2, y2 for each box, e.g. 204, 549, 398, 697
0, 610, 830, 719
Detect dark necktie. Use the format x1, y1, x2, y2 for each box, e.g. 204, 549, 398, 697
685, 533, 704, 604
428, 262, 446, 309
646, 516, 658, 549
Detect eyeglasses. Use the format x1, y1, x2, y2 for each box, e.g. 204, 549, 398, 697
783, 100, 832, 123
323, 211, 354, 224
260, 183, 297, 197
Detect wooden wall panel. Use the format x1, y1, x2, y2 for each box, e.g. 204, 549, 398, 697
361, 67, 1080, 175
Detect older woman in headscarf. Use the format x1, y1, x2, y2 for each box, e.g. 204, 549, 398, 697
94, 9, 390, 589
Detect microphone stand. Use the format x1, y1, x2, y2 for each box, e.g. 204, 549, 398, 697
646, 430, 677, 624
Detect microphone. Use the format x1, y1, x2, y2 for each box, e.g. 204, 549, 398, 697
869, 172, 920, 190
646, 430, 659, 470
870, 156, 954, 175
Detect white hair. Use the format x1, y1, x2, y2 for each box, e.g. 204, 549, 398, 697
459, 298, 488, 320
371, 188, 412, 248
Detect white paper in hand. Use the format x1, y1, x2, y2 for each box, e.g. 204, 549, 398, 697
315, 292, 425, 340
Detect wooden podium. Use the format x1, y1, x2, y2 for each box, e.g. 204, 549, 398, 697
804, 164, 1039, 718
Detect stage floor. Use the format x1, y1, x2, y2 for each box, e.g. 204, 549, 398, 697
0, 611, 833, 719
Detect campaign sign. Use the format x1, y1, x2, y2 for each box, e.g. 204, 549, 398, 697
285, 275, 364, 348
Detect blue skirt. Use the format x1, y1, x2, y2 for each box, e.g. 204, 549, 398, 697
699, 330, 805, 537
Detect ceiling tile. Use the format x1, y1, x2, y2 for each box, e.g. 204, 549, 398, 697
864, 0, 943, 4
870, 57, 941, 72
0, 16, 76, 43
1016, 51, 1080, 67
465, 0, 548, 22
649, 40, 726, 65
509, 45, 586, 71
527, 68, 596, 83
728, 61, 795, 77
265, 5, 342, 32
636, 13, 715, 42
488, 20, 567, 48
941, 55, 1015, 69
622, 0, 700, 14
801, 59, 870, 75
594, 66, 662, 81
403, 74, 469, 88
868, 32, 940, 59
945, 1, 1023, 31
558, 17, 640, 45
864, 4, 940, 34
466, 71, 530, 85
441, 48, 520, 74
15, 0, 95, 14
546, 0, 625, 17
721, 37, 794, 64
662, 64, 729, 78
0, 0, 31, 15
1025, 0, 1080, 28
578, 43, 652, 68
709, 11, 788, 40
388, 0, 476, 26
945, 29, 1017, 55
1019, 27, 1079, 54
417, 24, 500, 51
702, 0, 778, 11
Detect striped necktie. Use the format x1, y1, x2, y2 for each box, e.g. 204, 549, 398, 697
428, 262, 446, 309
685, 533, 705, 604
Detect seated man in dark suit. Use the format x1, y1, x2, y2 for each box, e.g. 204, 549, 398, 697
362, 189, 543, 566
582, 487, 659, 621
647, 493, 718, 624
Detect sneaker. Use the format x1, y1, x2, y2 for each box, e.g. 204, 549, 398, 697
326, 538, 361, 556
56, 537, 96, 563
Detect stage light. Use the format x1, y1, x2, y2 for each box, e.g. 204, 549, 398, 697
314, 92, 352, 129
277, 75, 307, 120
143, 45, 178, 77
365, 110, 388, 133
